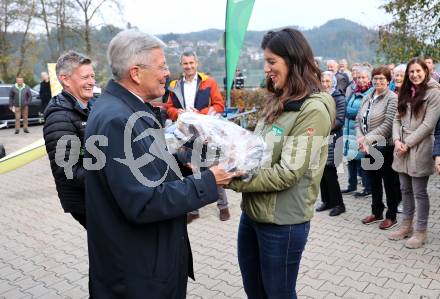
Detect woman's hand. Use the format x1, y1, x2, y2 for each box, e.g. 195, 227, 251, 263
358, 136, 368, 154
209, 165, 244, 186
394, 140, 408, 156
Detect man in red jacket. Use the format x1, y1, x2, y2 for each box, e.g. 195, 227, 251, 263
166, 51, 224, 120
166, 51, 230, 222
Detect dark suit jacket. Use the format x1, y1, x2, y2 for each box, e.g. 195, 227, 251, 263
85, 79, 218, 298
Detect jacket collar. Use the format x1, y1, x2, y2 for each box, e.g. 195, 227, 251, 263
283, 93, 315, 112
370, 87, 391, 101
60, 91, 90, 117
104, 79, 160, 128
14, 83, 27, 90
168, 73, 204, 108
180, 72, 207, 83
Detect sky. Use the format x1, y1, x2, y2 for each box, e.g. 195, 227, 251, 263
120, 0, 393, 35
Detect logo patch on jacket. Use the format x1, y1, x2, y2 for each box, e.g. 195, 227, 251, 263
271, 124, 284, 136
306, 127, 315, 136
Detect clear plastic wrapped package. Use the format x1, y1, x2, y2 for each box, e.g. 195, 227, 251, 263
165, 112, 269, 181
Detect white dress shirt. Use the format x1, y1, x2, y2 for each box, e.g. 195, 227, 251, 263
127, 89, 145, 104
183, 75, 198, 109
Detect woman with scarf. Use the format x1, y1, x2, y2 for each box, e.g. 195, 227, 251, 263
316, 71, 346, 216
356, 66, 401, 229
342, 67, 373, 197
389, 58, 440, 248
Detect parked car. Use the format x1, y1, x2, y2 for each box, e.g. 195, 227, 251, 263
0, 84, 44, 128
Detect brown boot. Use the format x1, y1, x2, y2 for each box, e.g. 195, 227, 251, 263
405, 230, 427, 249
388, 219, 413, 241
187, 213, 200, 224
219, 208, 230, 221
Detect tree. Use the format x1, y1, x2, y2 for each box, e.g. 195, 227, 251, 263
38, 0, 55, 59
34, 0, 78, 61
16, 0, 36, 77
379, 0, 440, 63
73, 0, 120, 56
0, 0, 38, 81
0, 0, 22, 80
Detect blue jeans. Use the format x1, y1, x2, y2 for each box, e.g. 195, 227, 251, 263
237, 213, 310, 299
347, 159, 371, 192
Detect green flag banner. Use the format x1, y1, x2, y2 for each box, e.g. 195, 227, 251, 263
225, 0, 255, 108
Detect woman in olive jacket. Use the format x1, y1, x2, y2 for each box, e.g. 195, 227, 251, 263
389, 58, 440, 248
227, 28, 335, 299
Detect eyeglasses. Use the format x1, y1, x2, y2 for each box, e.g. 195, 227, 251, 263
372, 76, 387, 82
136, 64, 169, 73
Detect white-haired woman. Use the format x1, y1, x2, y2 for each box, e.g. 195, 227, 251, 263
390, 64, 406, 94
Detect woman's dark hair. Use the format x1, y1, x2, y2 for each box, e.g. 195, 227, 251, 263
261, 28, 322, 123
371, 66, 392, 83
397, 58, 431, 118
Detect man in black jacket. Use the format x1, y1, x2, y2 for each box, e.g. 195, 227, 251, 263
43, 50, 95, 229
39, 71, 52, 115
85, 30, 238, 298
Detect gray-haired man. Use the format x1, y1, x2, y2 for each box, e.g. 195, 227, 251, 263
85, 29, 238, 298
43, 50, 96, 229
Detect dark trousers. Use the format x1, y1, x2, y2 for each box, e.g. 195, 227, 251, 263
320, 165, 344, 208
71, 212, 87, 229
41, 98, 50, 114
347, 159, 371, 192
238, 213, 310, 299
365, 146, 401, 220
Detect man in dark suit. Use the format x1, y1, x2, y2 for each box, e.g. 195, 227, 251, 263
85, 29, 238, 298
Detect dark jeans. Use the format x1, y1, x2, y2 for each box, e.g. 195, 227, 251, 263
238, 213, 310, 299
365, 146, 401, 220
347, 159, 371, 192
320, 165, 344, 208
71, 212, 87, 229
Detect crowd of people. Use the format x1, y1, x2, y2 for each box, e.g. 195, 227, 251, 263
315, 55, 440, 252
6, 26, 437, 298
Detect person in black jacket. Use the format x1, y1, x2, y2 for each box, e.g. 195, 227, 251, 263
43, 50, 96, 229
316, 71, 346, 216
39, 72, 52, 115
85, 29, 239, 298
